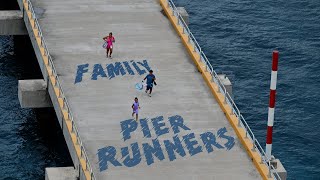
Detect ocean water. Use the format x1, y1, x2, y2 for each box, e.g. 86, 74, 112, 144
0, 36, 72, 179
175, 0, 320, 179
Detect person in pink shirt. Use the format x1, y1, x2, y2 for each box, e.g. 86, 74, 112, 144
103, 32, 115, 58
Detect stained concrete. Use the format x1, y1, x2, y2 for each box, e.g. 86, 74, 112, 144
45, 167, 78, 180
177, 7, 189, 25
272, 159, 287, 180
218, 74, 233, 97
0, 10, 27, 35
25, 0, 261, 179
18, 79, 52, 108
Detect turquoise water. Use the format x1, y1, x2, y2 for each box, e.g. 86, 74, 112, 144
175, 0, 320, 179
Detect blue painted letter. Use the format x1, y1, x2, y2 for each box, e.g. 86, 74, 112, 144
152, 116, 169, 137
217, 127, 235, 150
183, 133, 202, 156
123, 61, 135, 75
164, 135, 186, 161
121, 142, 141, 167
91, 64, 107, 80
75, 63, 89, 83
142, 139, 165, 165
131, 60, 146, 75
169, 115, 191, 134
200, 132, 224, 153
137, 60, 151, 72
107, 62, 126, 79
120, 119, 138, 141
140, 118, 151, 138
97, 146, 122, 172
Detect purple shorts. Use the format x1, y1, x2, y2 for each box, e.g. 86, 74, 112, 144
133, 109, 138, 114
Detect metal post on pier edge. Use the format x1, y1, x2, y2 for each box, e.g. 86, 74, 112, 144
266, 51, 279, 160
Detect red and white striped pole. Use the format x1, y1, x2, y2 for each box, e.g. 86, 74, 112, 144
266, 50, 279, 160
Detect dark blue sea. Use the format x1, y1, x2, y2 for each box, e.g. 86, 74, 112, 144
175, 0, 320, 179
0, 36, 72, 179
1, 0, 320, 179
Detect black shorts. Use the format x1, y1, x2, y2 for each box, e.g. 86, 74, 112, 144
146, 85, 153, 91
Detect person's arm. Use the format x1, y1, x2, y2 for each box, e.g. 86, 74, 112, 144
153, 79, 157, 85
103, 36, 108, 41
143, 76, 147, 81
132, 104, 134, 109
153, 76, 157, 85
112, 37, 115, 43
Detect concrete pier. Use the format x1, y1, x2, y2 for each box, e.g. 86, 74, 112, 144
18, 79, 52, 108
45, 167, 77, 180
177, 7, 189, 25
0, 10, 27, 35
218, 74, 233, 97
18, 0, 284, 179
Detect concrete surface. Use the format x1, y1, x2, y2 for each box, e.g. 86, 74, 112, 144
218, 74, 233, 98
272, 159, 287, 180
177, 7, 189, 25
45, 167, 78, 180
25, 0, 261, 179
0, 10, 27, 35
18, 79, 52, 108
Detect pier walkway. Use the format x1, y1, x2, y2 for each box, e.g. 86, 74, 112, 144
20, 0, 274, 179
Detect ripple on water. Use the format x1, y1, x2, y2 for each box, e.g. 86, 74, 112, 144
175, 0, 320, 179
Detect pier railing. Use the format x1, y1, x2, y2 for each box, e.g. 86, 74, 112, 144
23, 0, 96, 179
166, 0, 281, 179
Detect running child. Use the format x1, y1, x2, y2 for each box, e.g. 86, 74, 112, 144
103, 32, 115, 58
143, 70, 156, 97
132, 97, 140, 121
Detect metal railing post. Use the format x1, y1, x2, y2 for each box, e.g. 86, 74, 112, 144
71, 121, 74, 133
268, 161, 272, 178
251, 137, 256, 152
237, 115, 241, 127
260, 156, 264, 164
224, 88, 227, 104
230, 105, 234, 115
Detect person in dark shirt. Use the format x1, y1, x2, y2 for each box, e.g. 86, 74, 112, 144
143, 70, 156, 97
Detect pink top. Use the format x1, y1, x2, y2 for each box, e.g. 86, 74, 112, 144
107, 36, 115, 46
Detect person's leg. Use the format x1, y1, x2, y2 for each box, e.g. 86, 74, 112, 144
136, 113, 138, 121
146, 86, 149, 93
149, 87, 153, 97
106, 47, 110, 57
109, 48, 113, 58
132, 112, 135, 118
